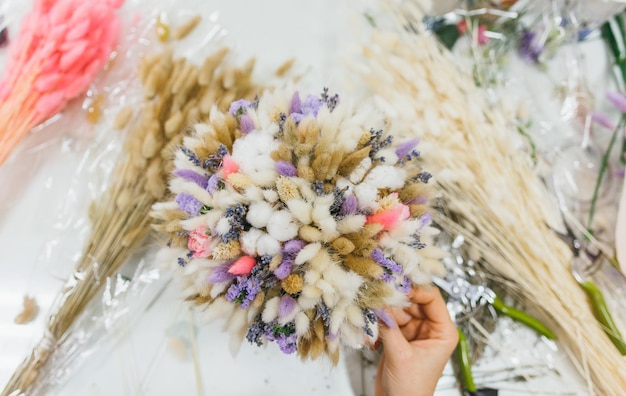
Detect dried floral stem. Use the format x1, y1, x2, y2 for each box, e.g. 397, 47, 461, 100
2, 46, 260, 396
357, 2, 626, 394
587, 116, 625, 233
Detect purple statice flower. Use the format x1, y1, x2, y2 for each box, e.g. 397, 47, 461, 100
175, 193, 203, 215
291, 94, 323, 122
395, 138, 419, 159
373, 308, 396, 329
208, 263, 235, 283
275, 332, 297, 354
290, 92, 301, 114
265, 321, 297, 354
276, 160, 297, 177
607, 92, 626, 114
239, 114, 256, 134
339, 194, 358, 216
283, 239, 306, 254
274, 257, 294, 280
592, 112, 617, 130
229, 99, 254, 115
173, 169, 209, 189
225, 275, 262, 308
278, 295, 297, 318
206, 174, 220, 195
518, 29, 543, 63
371, 248, 402, 283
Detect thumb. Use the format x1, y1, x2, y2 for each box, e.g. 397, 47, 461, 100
378, 309, 410, 361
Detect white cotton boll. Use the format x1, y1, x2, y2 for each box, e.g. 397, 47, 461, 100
216, 217, 231, 235
257, 233, 281, 256
349, 157, 372, 184
263, 189, 279, 203
304, 269, 322, 285
295, 312, 310, 336
295, 242, 321, 265
287, 199, 312, 224
244, 186, 264, 202
335, 177, 354, 192
240, 228, 263, 255
262, 296, 280, 323
364, 166, 406, 189
376, 148, 399, 165
247, 201, 274, 229
354, 184, 379, 210
267, 210, 299, 241
337, 215, 366, 234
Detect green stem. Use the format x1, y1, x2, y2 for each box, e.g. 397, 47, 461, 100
586, 117, 624, 233
492, 297, 557, 339
456, 328, 477, 393
579, 281, 626, 355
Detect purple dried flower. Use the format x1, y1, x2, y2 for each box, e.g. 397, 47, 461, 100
290, 92, 301, 114
373, 308, 396, 329
518, 29, 543, 63
239, 114, 256, 134
372, 248, 402, 274
275, 333, 297, 354
291, 94, 323, 122
407, 195, 428, 205
278, 295, 297, 317
229, 99, 254, 115
591, 112, 616, 130
340, 195, 358, 216
274, 257, 294, 280
397, 276, 412, 294
207, 174, 220, 195
208, 263, 235, 283
175, 193, 203, 215
395, 138, 419, 159
276, 160, 297, 177
607, 92, 626, 114
282, 239, 306, 254
419, 212, 432, 228
225, 276, 262, 309
173, 169, 209, 189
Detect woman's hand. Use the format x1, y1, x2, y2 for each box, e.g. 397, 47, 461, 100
374, 286, 458, 396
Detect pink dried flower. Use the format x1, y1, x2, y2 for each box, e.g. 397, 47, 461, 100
188, 226, 211, 258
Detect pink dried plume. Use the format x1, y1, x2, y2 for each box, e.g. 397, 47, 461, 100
0, 0, 124, 166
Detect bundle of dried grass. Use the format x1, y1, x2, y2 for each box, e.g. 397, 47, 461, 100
355, 2, 626, 394
1, 46, 261, 396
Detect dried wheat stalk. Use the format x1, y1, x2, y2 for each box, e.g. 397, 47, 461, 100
355, 2, 626, 394
2, 46, 261, 396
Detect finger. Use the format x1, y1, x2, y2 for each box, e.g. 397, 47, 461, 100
410, 286, 454, 326
378, 309, 411, 358
391, 306, 413, 327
